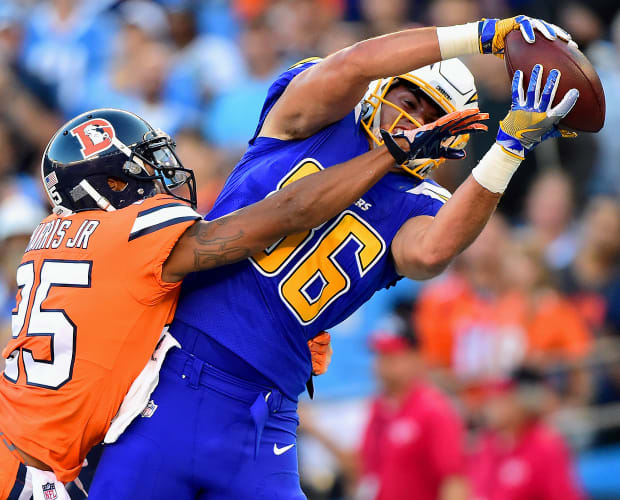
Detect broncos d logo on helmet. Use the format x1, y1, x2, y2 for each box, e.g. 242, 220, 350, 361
70, 118, 115, 158
43, 109, 198, 213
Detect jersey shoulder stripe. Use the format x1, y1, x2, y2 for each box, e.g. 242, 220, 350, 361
136, 202, 192, 218
287, 57, 322, 70
406, 181, 451, 203
129, 203, 200, 241
250, 57, 321, 145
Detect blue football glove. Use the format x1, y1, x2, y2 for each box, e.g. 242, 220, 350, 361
496, 64, 579, 159
479, 15, 576, 58
380, 108, 489, 166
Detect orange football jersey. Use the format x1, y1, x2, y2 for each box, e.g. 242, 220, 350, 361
0, 194, 200, 482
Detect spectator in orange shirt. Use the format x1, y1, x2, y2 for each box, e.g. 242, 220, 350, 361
501, 239, 591, 406
501, 240, 591, 365
415, 214, 510, 375
415, 215, 591, 393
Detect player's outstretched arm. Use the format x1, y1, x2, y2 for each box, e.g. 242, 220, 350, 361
261, 16, 573, 141
161, 146, 394, 282
162, 110, 487, 282
391, 65, 578, 280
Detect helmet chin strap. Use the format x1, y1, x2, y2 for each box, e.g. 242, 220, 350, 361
79, 179, 116, 212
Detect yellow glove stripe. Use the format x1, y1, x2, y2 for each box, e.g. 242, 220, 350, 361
493, 17, 519, 56
499, 109, 547, 137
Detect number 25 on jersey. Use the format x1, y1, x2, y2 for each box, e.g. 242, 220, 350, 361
6, 260, 91, 389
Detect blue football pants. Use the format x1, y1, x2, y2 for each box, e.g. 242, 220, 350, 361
88, 347, 305, 499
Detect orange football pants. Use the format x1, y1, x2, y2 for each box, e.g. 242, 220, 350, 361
0, 430, 26, 500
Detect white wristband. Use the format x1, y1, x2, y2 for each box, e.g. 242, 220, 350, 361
472, 143, 523, 194
436, 23, 481, 59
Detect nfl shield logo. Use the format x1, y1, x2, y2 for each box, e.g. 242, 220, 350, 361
140, 399, 158, 418
42, 482, 58, 500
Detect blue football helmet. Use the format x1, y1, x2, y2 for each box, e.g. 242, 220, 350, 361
41, 109, 197, 214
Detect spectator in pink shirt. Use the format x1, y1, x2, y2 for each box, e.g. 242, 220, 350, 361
469, 367, 585, 500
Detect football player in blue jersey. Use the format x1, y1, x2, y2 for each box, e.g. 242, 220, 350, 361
89, 16, 580, 500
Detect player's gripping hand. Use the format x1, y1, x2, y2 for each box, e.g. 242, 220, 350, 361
436, 16, 574, 61
496, 64, 579, 160
479, 15, 576, 58
308, 331, 332, 376
380, 108, 489, 168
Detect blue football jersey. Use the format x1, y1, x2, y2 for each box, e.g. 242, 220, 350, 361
175, 60, 451, 399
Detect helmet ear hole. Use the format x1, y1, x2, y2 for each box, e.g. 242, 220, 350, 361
107, 177, 128, 192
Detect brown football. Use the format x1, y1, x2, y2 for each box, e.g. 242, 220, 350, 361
504, 30, 605, 132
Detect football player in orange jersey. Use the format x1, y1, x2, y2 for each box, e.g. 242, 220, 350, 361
0, 107, 485, 499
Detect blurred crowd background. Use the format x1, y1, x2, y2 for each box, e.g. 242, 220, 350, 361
0, 0, 619, 499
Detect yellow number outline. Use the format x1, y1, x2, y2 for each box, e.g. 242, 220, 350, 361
249, 158, 324, 276
278, 210, 386, 325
